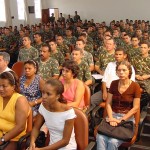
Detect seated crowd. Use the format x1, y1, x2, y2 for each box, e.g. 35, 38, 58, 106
0, 12, 150, 150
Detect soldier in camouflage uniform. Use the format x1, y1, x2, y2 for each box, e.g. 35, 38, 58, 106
0, 35, 5, 51
131, 41, 150, 108
113, 29, 124, 47
127, 36, 141, 63
78, 33, 94, 55
32, 32, 45, 52
48, 40, 65, 69
43, 25, 54, 42
95, 38, 116, 75
71, 48, 92, 86
17, 30, 25, 50
87, 26, 97, 40
74, 11, 80, 23
56, 35, 70, 60
35, 44, 59, 80
18, 36, 39, 62
2, 28, 15, 51
75, 39, 94, 71
122, 34, 132, 52
64, 27, 77, 45
141, 31, 150, 43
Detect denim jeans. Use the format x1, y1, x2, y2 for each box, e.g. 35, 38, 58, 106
96, 112, 134, 150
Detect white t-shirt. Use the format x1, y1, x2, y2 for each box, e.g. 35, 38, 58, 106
39, 104, 77, 150
1, 67, 12, 74
102, 62, 135, 88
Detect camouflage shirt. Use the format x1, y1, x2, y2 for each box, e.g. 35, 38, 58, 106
32, 42, 45, 52
18, 46, 39, 62
84, 42, 94, 55
114, 37, 124, 47
57, 43, 70, 57
82, 51, 94, 66
95, 50, 115, 71
64, 36, 77, 45
126, 46, 141, 63
131, 54, 150, 94
35, 57, 60, 81
50, 51, 65, 66
43, 30, 54, 42
2, 34, 15, 50
77, 60, 92, 82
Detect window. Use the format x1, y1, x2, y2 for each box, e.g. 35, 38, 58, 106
34, 0, 41, 18
0, 0, 6, 21
17, 0, 25, 20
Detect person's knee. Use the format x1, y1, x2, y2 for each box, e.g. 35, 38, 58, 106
96, 133, 104, 141
108, 138, 123, 148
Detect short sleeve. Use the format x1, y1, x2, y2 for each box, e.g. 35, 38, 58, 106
134, 82, 141, 98
66, 108, 76, 120
39, 104, 44, 115
109, 80, 118, 94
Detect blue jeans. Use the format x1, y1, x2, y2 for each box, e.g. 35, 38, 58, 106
96, 112, 134, 150
96, 134, 123, 150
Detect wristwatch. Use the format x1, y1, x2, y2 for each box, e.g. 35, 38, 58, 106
0, 137, 5, 142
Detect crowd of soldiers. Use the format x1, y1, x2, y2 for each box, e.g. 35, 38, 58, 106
0, 11, 150, 105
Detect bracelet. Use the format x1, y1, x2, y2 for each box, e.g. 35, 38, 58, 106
34, 100, 38, 104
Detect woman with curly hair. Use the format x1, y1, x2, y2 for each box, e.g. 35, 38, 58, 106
60, 60, 85, 109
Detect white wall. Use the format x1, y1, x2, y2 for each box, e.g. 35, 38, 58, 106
0, 0, 42, 27
0, 0, 149, 27
42, 0, 150, 25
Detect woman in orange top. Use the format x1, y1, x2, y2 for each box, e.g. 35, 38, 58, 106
0, 71, 30, 150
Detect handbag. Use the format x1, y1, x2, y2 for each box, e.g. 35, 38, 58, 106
98, 119, 135, 141
0, 141, 10, 150
35, 131, 46, 148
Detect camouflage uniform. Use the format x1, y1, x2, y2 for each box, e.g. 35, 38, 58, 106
17, 37, 24, 49
43, 30, 54, 42
93, 37, 103, 48
64, 36, 77, 45
0, 37, 5, 49
87, 36, 94, 45
57, 44, 70, 57
114, 37, 124, 47
77, 60, 92, 82
126, 46, 141, 63
84, 42, 94, 55
2, 34, 15, 51
88, 31, 97, 40
32, 42, 45, 52
18, 46, 39, 62
82, 51, 94, 67
94, 46, 106, 62
131, 54, 150, 94
122, 43, 132, 52
57, 28, 66, 36
95, 50, 115, 71
50, 51, 65, 66
35, 57, 60, 81
74, 15, 80, 23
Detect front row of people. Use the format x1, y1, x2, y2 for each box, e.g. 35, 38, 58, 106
0, 59, 143, 150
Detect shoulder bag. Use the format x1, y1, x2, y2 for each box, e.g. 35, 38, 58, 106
98, 119, 135, 141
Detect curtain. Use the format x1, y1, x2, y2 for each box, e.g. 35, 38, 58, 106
4, 0, 12, 26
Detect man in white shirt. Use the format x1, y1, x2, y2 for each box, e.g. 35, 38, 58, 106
91, 47, 135, 107
0, 52, 12, 74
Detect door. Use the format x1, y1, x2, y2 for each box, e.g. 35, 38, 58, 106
42, 9, 49, 24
